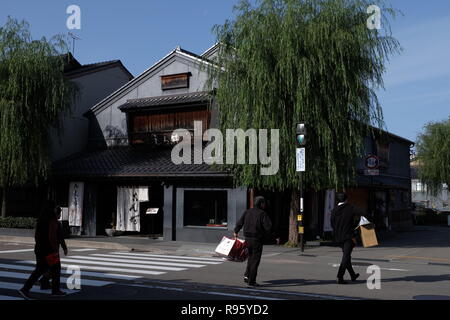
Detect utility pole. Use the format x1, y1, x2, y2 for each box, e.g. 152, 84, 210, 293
296, 123, 306, 253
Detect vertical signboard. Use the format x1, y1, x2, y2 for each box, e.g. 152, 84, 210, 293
68, 182, 84, 227
296, 148, 306, 172
323, 190, 335, 232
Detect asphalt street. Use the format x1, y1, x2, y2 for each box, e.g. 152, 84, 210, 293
1, 226, 450, 301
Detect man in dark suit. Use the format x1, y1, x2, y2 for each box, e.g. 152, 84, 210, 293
331, 192, 364, 284
234, 196, 278, 287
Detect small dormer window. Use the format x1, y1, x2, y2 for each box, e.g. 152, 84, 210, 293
161, 72, 191, 90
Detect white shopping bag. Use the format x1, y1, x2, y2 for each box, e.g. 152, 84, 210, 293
355, 216, 372, 229
215, 236, 236, 256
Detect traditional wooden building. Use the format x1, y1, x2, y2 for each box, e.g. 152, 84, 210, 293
51, 45, 414, 242
52, 46, 247, 241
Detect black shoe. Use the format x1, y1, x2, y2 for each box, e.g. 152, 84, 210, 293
243, 276, 249, 283
337, 278, 348, 285
247, 282, 261, 287
351, 273, 360, 282
51, 291, 67, 297
18, 289, 31, 300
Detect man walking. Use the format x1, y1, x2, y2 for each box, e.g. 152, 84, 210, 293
234, 196, 277, 287
19, 201, 68, 299
330, 192, 363, 284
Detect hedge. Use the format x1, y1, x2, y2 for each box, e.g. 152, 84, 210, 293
0, 217, 37, 229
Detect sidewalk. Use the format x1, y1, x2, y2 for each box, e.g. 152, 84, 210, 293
0, 228, 298, 256
1, 226, 449, 262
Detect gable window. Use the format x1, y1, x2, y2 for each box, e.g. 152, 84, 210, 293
161, 72, 191, 90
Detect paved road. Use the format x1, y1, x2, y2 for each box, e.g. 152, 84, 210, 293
1, 226, 450, 301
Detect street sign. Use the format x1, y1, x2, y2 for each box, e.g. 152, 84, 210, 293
365, 155, 380, 169
296, 148, 305, 172
365, 169, 380, 176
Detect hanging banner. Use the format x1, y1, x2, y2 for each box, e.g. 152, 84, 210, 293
138, 186, 149, 202
68, 182, 84, 227
323, 189, 335, 232
116, 186, 141, 232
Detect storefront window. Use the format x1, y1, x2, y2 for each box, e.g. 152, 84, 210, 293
184, 190, 228, 227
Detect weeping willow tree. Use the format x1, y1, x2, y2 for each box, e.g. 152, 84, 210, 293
208, 0, 401, 244
416, 117, 450, 196
0, 17, 78, 217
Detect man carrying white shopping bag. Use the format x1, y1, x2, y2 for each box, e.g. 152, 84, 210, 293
331, 192, 368, 285
233, 196, 278, 287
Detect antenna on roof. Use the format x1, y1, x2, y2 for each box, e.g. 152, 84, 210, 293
68, 32, 82, 56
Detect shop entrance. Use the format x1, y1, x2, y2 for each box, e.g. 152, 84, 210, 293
96, 183, 164, 237
139, 183, 164, 238
96, 184, 117, 235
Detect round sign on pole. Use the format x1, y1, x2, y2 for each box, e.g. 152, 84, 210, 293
365, 155, 380, 169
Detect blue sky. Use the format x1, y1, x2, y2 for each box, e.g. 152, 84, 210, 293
1, 0, 449, 144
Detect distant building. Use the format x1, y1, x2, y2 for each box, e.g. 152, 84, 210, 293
411, 160, 450, 212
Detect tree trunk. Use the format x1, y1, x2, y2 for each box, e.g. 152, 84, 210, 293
1, 188, 6, 218
288, 189, 299, 245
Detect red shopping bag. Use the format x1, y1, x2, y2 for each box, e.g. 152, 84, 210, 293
45, 253, 60, 266
229, 238, 248, 262
214, 236, 248, 262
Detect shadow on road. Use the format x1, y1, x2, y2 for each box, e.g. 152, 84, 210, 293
263, 278, 348, 287
384, 274, 450, 283
413, 295, 450, 300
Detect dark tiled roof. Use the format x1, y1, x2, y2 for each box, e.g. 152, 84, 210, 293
64, 60, 134, 80
52, 146, 228, 179
118, 91, 213, 111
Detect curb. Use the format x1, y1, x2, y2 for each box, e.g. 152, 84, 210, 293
0, 235, 133, 251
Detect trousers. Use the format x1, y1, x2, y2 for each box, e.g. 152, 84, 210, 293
244, 238, 263, 284
337, 239, 357, 279
22, 254, 61, 294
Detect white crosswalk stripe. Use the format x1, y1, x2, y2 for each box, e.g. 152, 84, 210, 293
0, 270, 112, 286
0, 263, 142, 280
22, 259, 187, 271
0, 250, 224, 300
92, 253, 223, 265
68, 255, 206, 268
112, 252, 224, 262
0, 249, 34, 254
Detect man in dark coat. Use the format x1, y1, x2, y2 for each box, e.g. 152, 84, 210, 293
330, 192, 364, 284
234, 196, 277, 287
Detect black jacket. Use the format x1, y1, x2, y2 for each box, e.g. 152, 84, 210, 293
234, 208, 272, 241
330, 203, 364, 243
